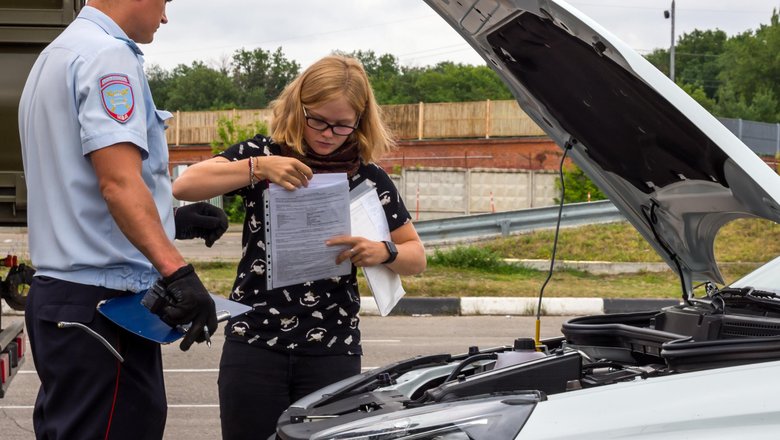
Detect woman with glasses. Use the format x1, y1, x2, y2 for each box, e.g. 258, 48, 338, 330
172, 54, 426, 440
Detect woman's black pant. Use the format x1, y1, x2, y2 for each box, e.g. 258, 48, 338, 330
218, 339, 361, 440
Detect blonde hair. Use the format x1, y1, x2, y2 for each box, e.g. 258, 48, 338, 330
270, 55, 395, 163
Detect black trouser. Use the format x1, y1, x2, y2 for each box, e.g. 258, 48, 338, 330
25, 276, 167, 440
218, 339, 361, 440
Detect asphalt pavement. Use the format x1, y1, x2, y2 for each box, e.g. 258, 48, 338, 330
0, 228, 678, 438
0, 314, 572, 440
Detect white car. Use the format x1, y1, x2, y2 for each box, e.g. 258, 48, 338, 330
274, 1, 780, 438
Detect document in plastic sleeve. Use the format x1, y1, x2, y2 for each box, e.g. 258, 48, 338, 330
265, 173, 352, 289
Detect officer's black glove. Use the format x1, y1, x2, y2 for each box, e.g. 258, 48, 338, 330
174, 202, 229, 247
155, 264, 218, 351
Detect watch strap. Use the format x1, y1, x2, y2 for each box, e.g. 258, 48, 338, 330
381, 240, 398, 264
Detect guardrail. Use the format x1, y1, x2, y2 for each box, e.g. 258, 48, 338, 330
415, 200, 623, 243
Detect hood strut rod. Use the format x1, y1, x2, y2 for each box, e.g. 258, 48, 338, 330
536, 139, 575, 346
642, 201, 691, 305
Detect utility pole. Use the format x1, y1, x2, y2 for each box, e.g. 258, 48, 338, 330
664, 1, 676, 82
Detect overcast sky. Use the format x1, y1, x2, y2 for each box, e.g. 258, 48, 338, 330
141, 0, 778, 71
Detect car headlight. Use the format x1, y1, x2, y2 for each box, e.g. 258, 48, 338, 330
310, 394, 537, 440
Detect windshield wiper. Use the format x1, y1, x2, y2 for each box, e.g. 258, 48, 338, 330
711, 286, 780, 313
716, 286, 780, 300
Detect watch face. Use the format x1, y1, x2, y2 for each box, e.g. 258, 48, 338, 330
383, 240, 398, 263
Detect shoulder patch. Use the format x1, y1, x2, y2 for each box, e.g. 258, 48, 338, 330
99, 74, 135, 123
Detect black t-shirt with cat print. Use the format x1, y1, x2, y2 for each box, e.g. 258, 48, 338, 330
218, 135, 411, 355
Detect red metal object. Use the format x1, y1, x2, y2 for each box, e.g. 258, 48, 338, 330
2, 255, 16, 268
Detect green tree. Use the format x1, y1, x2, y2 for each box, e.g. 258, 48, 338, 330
146, 63, 173, 110
716, 10, 780, 122
410, 62, 513, 103
210, 116, 270, 222
716, 80, 780, 122
350, 50, 401, 78
231, 47, 300, 108
555, 163, 606, 204
645, 29, 726, 101
165, 62, 238, 111
679, 83, 716, 113
211, 115, 268, 154
644, 47, 670, 78
675, 29, 727, 99
268, 48, 299, 100
347, 50, 403, 103
646, 10, 779, 122
346, 53, 513, 104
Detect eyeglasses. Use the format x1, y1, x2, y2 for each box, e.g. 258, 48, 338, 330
302, 108, 359, 136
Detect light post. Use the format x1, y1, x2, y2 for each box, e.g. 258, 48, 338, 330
663, 1, 676, 82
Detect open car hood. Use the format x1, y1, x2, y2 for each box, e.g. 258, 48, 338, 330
424, 0, 780, 297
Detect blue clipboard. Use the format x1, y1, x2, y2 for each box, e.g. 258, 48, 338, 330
97, 291, 251, 344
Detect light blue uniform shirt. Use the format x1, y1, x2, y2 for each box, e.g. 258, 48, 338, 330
19, 6, 174, 292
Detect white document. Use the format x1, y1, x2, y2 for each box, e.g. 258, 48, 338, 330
265, 173, 351, 289
349, 182, 405, 316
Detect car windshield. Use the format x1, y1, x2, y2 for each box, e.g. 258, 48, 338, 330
728, 256, 780, 294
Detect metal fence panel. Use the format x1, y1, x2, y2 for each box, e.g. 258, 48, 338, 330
718, 117, 780, 156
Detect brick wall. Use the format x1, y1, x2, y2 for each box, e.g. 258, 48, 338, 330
167, 137, 779, 176
167, 137, 564, 174
382, 137, 561, 170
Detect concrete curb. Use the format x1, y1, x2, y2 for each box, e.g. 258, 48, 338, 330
2, 297, 681, 317
359, 297, 682, 316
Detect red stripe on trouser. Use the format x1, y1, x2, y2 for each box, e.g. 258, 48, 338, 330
104, 339, 122, 440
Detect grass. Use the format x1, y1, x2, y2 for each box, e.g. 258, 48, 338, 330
194, 218, 780, 300
192, 262, 239, 297
479, 219, 780, 262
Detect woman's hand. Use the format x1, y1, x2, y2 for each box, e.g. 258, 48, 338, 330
254, 156, 313, 190
327, 224, 426, 275
174, 155, 313, 201
328, 236, 389, 267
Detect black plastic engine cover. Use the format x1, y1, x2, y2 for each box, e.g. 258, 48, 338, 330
422, 351, 581, 402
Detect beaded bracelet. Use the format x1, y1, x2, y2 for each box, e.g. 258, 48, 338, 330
248, 156, 258, 188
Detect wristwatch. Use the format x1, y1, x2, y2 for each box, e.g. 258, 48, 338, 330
381, 240, 398, 264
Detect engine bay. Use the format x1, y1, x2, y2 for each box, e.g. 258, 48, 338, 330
276, 287, 780, 439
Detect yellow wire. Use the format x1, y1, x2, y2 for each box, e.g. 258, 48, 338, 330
535, 318, 541, 350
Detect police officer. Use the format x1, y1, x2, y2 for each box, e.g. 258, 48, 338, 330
18, 1, 220, 438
